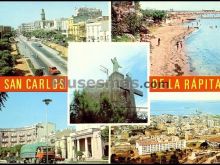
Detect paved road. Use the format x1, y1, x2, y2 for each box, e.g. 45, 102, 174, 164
17, 39, 50, 75
17, 36, 67, 76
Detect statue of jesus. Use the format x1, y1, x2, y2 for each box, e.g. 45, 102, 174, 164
111, 57, 122, 72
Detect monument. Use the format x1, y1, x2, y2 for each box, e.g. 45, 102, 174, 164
111, 57, 122, 72
107, 57, 143, 122
70, 58, 144, 123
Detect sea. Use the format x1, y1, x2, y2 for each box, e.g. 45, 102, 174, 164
185, 14, 220, 75
151, 100, 220, 116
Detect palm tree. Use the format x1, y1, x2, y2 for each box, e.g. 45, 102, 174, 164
0, 92, 8, 110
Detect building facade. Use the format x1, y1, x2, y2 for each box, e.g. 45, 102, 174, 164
136, 139, 186, 155
54, 125, 108, 161
86, 16, 110, 42
0, 122, 55, 147
53, 18, 68, 36
67, 17, 86, 41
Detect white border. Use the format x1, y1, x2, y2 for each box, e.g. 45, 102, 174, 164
67, 42, 150, 126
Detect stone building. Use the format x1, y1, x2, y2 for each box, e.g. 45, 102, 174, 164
54, 125, 108, 161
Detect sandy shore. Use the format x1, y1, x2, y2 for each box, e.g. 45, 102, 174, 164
150, 20, 195, 76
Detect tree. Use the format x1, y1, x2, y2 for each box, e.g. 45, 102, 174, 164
151, 10, 167, 23
71, 89, 141, 123
124, 13, 142, 35
200, 141, 209, 150
101, 126, 109, 143
97, 96, 113, 123
134, 1, 141, 11
141, 9, 167, 24
161, 155, 167, 164
150, 153, 158, 163
169, 154, 179, 164
0, 50, 15, 76
0, 41, 11, 51
0, 92, 8, 111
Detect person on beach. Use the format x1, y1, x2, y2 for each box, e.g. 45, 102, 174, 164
188, 25, 190, 30
180, 41, 183, 49
176, 41, 179, 50
157, 38, 160, 46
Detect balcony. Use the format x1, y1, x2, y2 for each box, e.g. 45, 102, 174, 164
19, 134, 25, 137
11, 140, 17, 143
11, 134, 17, 137
19, 139, 25, 142
27, 133, 32, 136
2, 134, 9, 138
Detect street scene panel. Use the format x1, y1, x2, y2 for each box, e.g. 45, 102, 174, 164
68, 42, 149, 123
0, 92, 109, 164
0, 2, 109, 76
112, 1, 220, 76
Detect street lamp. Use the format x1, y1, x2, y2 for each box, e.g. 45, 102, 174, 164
42, 99, 52, 164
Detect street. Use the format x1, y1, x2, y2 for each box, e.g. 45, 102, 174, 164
17, 35, 67, 76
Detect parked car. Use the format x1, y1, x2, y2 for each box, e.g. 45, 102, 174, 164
34, 68, 44, 76
48, 66, 61, 75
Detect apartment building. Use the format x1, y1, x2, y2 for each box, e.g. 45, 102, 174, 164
0, 122, 55, 147
136, 139, 186, 155
86, 16, 110, 42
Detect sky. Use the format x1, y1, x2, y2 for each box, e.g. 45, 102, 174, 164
140, 1, 220, 11
151, 92, 220, 115
0, 92, 69, 130
68, 42, 149, 111
151, 92, 220, 101
0, 1, 109, 28
151, 100, 220, 116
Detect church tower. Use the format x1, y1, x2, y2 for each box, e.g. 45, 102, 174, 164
41, 9, 46, 21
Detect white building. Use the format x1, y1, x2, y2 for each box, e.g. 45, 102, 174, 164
167, 126, 177, 135
136, 139, 186, 155
86, 16, 110, 42
53, 18, 68, 36
19, 22, 35, 33
207, 120, 215, 128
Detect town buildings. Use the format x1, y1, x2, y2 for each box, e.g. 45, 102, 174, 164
18, 9, 66, 34
18, 8, 109, 42
0, 122, 55, 147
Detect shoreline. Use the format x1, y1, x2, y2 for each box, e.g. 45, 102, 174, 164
150, 21, 196, 76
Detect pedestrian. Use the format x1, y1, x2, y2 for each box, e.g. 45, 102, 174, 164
158, 38, 161, 46
180, 41, 183, 49
176, 41, 179, 50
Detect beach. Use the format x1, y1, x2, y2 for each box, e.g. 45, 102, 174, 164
150, 17, 195, 76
